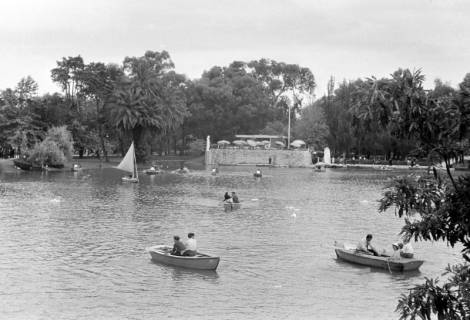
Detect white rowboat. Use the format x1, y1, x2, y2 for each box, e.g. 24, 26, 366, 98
146, 245, 220, 270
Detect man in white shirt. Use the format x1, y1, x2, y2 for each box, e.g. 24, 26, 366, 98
356, 234, 379, 256
183, 232, 197, 256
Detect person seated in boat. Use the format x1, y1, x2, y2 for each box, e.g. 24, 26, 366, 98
357, 234, 379, 256
231, 192, 239, 203
224, 192, 232, 202
170, 235, 186, 256
255, 169, 262, 176
399, 239, 414, 259
182, 232, 197, 256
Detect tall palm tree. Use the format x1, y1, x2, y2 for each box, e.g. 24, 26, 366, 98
109, 51, 189, 161
109, 82, 162, 161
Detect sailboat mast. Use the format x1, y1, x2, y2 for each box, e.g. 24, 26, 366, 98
134, 147, 138, 179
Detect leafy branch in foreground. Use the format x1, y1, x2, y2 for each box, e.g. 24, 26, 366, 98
379, 161, 470, 320
396, 264, 470, 320
374, 71, 470, 320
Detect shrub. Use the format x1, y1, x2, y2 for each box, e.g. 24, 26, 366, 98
28, 140, 66, 166
188, 139, 205, 155
44, 126, 74, 160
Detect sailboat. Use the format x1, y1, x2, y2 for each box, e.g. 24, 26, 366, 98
117, 141, 139, 183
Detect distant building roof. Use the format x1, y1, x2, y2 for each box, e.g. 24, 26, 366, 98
235, 134, 287, 139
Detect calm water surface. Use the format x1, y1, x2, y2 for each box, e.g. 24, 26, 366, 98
0, 165, 461, 320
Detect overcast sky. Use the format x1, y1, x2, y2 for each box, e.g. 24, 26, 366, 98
0, 0, 469, 96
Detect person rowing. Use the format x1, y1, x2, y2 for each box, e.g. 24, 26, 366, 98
231, 192, 239, 203
356, 234, 379, 256
224, 192, 232, 202
170, 235, 186, 256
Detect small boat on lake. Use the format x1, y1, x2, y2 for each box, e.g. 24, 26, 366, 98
116, 142, 139, 183
144, 167, 162, 175
335, 245, 424, 272
224, 202, 241, 211
71, 164, 82, 172
146, 245, 220, 270
253, 170, 262, 178
172, 167, 190, 174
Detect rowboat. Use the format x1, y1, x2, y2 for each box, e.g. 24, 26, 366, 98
172, 167, 190, 174
71, 164, 82, 172
224, 202, 241, 211
146, 245, 220, 270
335, 247, 424, 272
144, 168, 162, 175
116, 142, 139, 183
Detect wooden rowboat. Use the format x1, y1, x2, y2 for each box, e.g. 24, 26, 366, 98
224, 202, 241, 211
335, 247, 424, 272
146, 245, 220, 270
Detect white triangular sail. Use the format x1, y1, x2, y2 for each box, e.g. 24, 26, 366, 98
116, 142, 137, 176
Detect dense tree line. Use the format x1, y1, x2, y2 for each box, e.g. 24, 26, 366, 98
312, 71, 470, 162
0, 50, 468, 166
0, 52, 317, 163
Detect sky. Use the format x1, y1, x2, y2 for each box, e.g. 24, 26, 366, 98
0, 0, 469, 97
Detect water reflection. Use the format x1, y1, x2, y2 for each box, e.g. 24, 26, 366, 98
333, 258, 422, 278
148, 260, 220, 282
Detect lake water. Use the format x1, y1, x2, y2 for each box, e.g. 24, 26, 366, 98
0, 165, 462, 320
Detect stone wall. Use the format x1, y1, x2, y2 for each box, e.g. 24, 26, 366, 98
205, 149, 312, 167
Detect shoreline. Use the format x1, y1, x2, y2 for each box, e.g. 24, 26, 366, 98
0, 157, 461, 174
0, 155, 207, 174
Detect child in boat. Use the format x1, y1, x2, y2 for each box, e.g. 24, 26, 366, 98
171, 236, 186, 256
